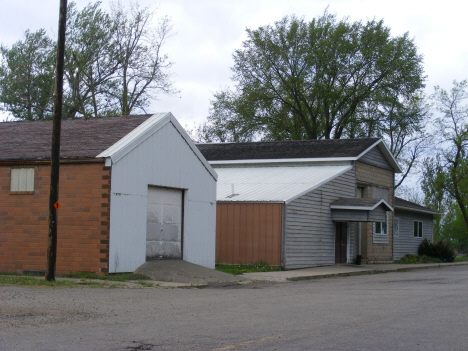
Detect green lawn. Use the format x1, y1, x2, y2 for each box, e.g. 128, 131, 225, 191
0, 275, 116, 288
454, 256, 468, 262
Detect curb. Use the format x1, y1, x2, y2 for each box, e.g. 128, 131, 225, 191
286, 261, 468, 282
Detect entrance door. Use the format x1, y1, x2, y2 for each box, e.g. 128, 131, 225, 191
146, 186, 183, 260
335, 222, 348, 264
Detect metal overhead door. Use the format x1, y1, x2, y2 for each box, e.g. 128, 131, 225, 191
146, 186, 183, 260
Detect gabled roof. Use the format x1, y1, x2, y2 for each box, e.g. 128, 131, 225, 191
330, 198, 393, 211
197, 138, 380, 160
0, 113, 218, 180
394, 197, 441, 215
196, 138, 401, 172
215, 165, 352, 203
0, 114, 151, 161
98, 113, 217, 180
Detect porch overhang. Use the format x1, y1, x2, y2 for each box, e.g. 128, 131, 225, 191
330, 198, 393, 222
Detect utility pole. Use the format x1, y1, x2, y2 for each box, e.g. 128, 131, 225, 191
46, 0, 68, 281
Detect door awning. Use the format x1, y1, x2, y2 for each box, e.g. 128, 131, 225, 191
330, 198, 393, 222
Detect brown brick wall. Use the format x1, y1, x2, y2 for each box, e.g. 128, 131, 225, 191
0, 162, 111, 274
355, 162, 394, 262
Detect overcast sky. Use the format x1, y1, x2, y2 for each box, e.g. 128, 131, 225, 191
1, 0, 467, 127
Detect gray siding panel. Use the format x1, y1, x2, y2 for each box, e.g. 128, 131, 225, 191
360, 146, 393, 171
331, 210, 369, 222
284, 168, 356, 269
393, 210, 434, 260
367, 206, 387, 222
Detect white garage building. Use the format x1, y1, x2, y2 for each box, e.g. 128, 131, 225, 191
98, 113, 218, 272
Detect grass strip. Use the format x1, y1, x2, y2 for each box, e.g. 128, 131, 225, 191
57, 272, 151, 281
0, 275, 113, 288
216, 262, 281, 275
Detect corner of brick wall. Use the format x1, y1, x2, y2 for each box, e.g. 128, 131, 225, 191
0, 163, 111, 274
356, 162, 395, 262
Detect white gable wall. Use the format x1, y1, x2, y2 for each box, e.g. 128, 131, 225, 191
108, 121, 216, 272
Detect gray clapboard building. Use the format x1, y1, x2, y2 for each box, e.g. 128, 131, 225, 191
393, 197, 440, 260
197, 138, 438, 269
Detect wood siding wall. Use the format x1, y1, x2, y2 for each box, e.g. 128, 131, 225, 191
284, 168, 356, 269
359, 147, 394, 171
393, 210, 434, 260
216, 203, 282, 265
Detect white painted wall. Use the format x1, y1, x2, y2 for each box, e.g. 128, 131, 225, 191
108, 121, 216, 272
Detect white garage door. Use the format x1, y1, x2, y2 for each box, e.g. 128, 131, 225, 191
146, 186, 183, 260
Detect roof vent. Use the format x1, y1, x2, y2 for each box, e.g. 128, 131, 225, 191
226, 183, 240, 198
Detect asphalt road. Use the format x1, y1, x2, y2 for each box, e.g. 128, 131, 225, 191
1, 265, 467, 351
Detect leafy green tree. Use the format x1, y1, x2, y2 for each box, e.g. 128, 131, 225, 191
439, 202, 468, 253
0, 29, 55, 120
202, 12, 425, 142
422, 80, 468, 249
0, 1, 175, 119
64, 2, 119, 118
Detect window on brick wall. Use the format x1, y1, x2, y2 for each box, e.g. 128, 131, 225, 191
373, 212, 389, 244
10, 168, 35, 193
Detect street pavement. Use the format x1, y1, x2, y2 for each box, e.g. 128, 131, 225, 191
134, 259, 468, 287
1, 264, 467, 350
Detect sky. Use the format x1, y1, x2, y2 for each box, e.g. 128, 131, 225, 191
0, 0, 467, 128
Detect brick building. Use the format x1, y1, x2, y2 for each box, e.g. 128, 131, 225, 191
0, 113, 217, 274
197, 139, 437, 268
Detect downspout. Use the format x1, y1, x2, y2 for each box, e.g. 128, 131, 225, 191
392, 172, 395, 261
356, 222, 362, 265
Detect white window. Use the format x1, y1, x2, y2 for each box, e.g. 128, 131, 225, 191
375, 221, 388, 234
373, 212, 390, 244
414, 221, 423, 238
394, 218, 400, 237
374, 212, 389, 235
10, 168, 35, 192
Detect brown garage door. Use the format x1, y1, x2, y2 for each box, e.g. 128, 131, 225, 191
216, 203, 282, 266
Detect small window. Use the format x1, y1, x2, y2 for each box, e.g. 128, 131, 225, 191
414, 221, 423, 238
373, 213, 389, 244
375, 221, 387, 234
394, 218, 400, 237
10, 168, 35, 193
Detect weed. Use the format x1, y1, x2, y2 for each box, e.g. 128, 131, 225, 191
395, 254, 442, 264
395, 254, 419, 264
137, 281, 154, 287
455, 255, 468, 262
216, 261, 281, 275
57, 272, 151, 282
0, 275, 102, 288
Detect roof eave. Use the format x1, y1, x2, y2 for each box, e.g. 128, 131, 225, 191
356, 139, 402, 173
209, 157, 356, 166
394, 205, 441, 215
330, 199, 394, 212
